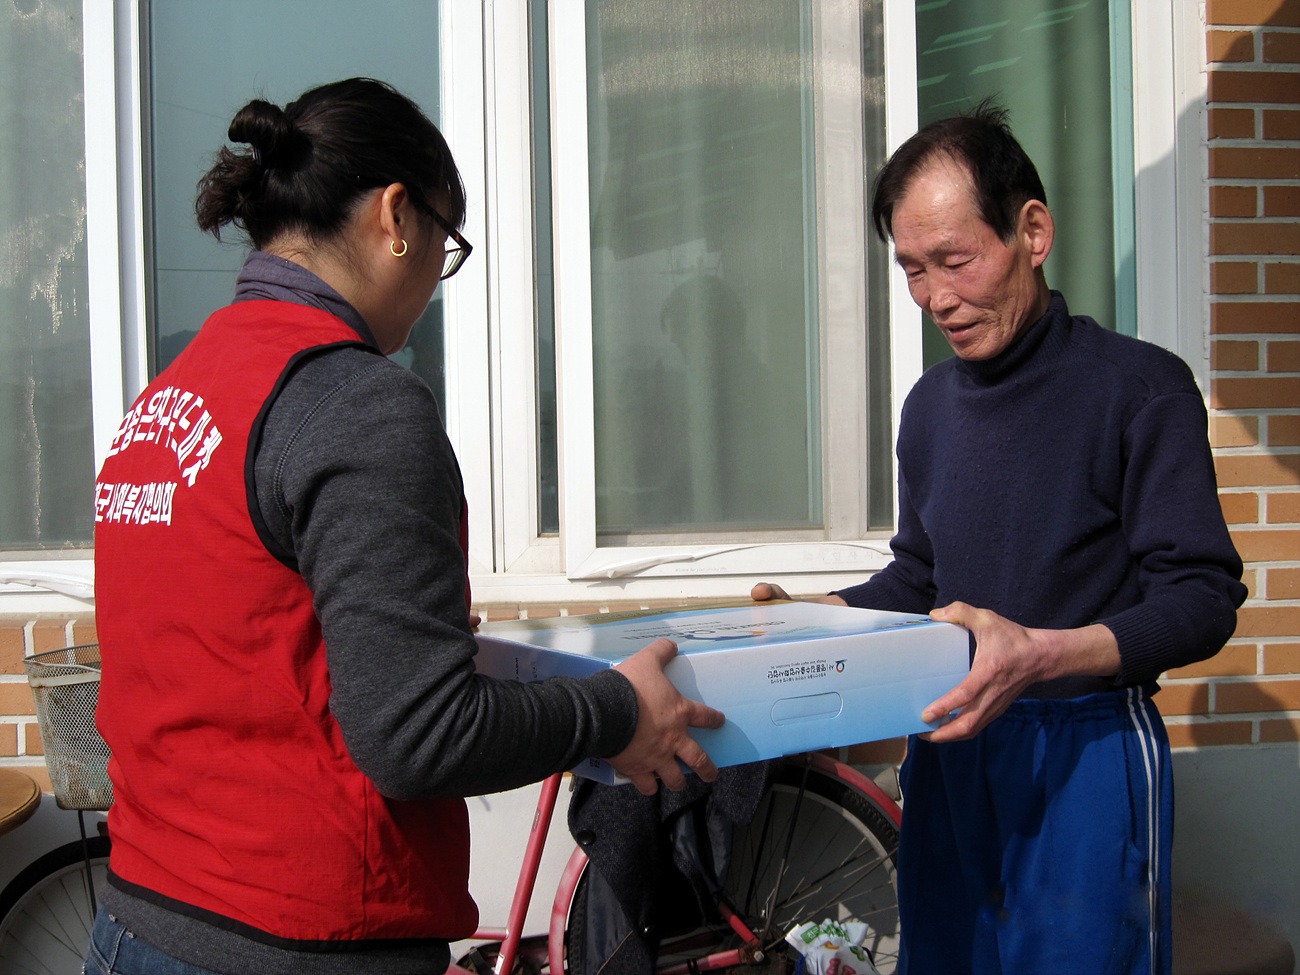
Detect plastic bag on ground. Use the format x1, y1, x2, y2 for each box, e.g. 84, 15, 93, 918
784, 919, 882, 975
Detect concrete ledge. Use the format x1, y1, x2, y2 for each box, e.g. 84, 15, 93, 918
1174, 892, 1295, 975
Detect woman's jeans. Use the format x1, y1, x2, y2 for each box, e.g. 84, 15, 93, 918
84, 907, 220, 975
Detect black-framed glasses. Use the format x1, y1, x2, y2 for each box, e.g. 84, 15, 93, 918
427, 207, 473, 280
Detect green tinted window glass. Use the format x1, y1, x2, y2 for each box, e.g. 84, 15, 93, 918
915, 0, 1135, 367
0, 0, 94, 549
586, 1, 823, 535
146, 1, 446, 411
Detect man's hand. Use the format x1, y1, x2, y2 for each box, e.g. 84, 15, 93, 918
921, 602, 1120, 742
609, 639, 726, 795
751, 582, 847, 606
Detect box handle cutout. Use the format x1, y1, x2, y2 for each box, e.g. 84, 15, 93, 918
771, 692, 843, 726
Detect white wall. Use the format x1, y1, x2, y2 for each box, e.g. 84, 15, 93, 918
1172, 745, 1300, 954
455, 780, 579, 961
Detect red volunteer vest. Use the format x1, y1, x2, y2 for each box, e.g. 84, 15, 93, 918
94, 301, 478, 946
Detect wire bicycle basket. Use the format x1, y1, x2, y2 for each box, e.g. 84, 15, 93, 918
23, 644, 113, 811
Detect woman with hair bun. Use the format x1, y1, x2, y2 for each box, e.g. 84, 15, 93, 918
90, 78, 722, 975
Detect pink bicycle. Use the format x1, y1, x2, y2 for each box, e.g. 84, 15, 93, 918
457, 752, 903, 975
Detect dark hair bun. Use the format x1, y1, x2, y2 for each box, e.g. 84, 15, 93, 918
228, 99, 310, 172
196, 78, 465, 251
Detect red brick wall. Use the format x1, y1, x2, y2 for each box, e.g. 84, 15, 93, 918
1181, 0, 1300, 748
0, 618, 97, 790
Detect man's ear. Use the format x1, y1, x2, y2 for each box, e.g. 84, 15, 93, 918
1019, 199, 1054, 269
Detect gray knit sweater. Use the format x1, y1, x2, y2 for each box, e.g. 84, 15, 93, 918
100, 252, 637, 975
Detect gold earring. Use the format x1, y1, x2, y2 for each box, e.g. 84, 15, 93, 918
390, 239, 408, 258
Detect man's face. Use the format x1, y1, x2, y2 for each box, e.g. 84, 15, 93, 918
891, 156, 1048, 361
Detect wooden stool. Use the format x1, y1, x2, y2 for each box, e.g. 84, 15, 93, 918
0, 768, 41, 837
1173, 891, 1295, 975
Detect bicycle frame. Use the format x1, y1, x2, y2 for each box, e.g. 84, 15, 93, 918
464, 753, 901, 975
464, 772, 564, 974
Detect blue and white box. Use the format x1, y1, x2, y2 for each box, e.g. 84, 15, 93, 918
474, 601, 970, 784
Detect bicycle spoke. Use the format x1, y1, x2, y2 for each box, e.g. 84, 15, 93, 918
770, 849, 895, 919
739, 791, 779, 918
744, 807, 894, 925
728, 775, 900, 971
0, 852, 106, 975
760, 761, 813, 929
768, 838, 893, 911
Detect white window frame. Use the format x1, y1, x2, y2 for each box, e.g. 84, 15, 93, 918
0, 0, 1205, 614
488, 0, 907, 599
440, 0, 496, 580
475, 0, 560, 580
466, 0, 1203, 604
0, 0, 140, 613
1131, 0, 1211, 390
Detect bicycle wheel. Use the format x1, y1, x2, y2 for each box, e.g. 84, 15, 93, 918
566, 762, 900, 975
0, 835, 110, 975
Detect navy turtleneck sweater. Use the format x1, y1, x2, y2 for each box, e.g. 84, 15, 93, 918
837, 291, 1246, 699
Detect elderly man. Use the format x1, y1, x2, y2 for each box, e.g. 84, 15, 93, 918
756, 104, 1245, 974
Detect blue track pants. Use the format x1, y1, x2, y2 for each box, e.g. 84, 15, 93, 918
896, 686, 1173, 975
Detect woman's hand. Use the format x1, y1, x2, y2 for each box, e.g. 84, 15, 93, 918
609, 639, 725, 795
